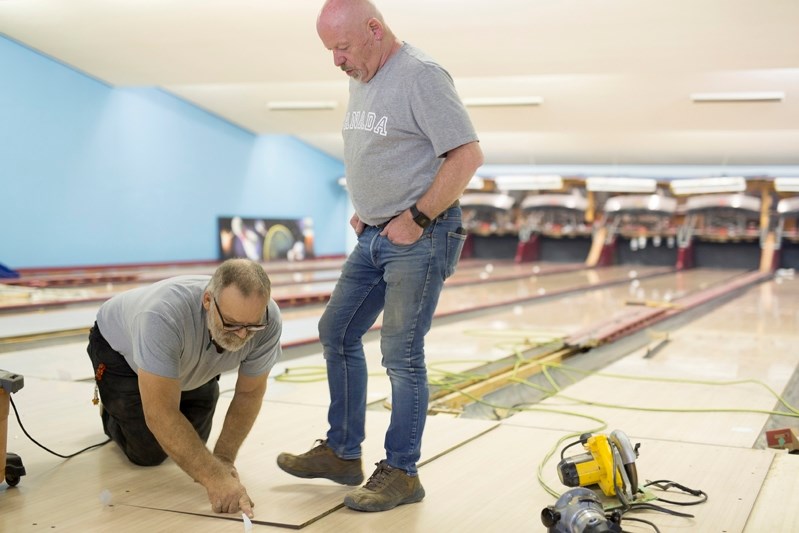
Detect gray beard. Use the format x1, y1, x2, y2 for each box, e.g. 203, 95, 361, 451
207, 317, 250, 352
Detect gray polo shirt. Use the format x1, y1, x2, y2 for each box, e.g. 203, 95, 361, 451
96, 275, 281, 391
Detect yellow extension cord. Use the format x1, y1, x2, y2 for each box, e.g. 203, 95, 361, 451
272, 327, 799, 498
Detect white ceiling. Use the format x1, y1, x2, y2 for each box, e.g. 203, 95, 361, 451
2, 0, 798, 167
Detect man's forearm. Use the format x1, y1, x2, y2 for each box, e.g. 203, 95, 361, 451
417, 141, 484, 217
147, 409, 227, 485
213, 385, 266, 463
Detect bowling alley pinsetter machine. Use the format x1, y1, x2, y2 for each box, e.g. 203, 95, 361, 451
1, 369, 26, 487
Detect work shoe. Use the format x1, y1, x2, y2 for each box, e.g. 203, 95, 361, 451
344, 460, 425, 512
277, 439, 364, 486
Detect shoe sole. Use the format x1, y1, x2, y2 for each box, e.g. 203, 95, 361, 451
276, 459, 364, 486
343, 486, 426, 512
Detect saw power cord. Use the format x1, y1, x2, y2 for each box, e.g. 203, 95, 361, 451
641, 479, 708, 506
8, 396, 110, 459
619, 516, 661, 533
614, 447, 702, 532
618, 497, 703, 533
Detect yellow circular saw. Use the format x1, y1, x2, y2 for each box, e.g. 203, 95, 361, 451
556, 429, 640, 502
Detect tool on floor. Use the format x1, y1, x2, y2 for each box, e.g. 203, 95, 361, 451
544, 430, 712, 532
765, 427, 799, 453
556, 430, 640, 502
541, 487, 622, 533
1, 369, 26, 487
3, 367, 109, 467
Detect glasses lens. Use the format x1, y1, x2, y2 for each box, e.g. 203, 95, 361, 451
214, 298, 267, 332
221, 323, 266, 332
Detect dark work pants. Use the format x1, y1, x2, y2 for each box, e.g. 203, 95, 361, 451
87, 323, 219, 466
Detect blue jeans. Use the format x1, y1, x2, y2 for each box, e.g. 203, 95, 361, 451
319, 206, 466, 475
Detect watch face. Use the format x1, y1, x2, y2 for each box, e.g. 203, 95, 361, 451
414, 212, 431, 228
411, 204, 431, 228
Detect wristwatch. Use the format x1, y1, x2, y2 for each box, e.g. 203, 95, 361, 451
410, 204, 432, 229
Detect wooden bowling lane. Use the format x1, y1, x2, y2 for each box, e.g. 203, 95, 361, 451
0, 264, 344, 311
745, 452, 799, 532
0, 258, 569, 312
445, 260, 588, 286
0, 305, 100, 340
435, 268, 744, 343
349, 272, 794, 533
0, 262, 656, 342
2, 270, 793, 531
8, 257, 347, 285
502, 274, 799, 449
300, 424, 775, 533
266, 268, 749, 410
0, 375, 496, 531
435, 264, 672, 317
275, 264, 673, 347
0, 267, 742, 384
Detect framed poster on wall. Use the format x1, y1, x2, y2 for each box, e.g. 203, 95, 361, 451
217, 216, 314, 262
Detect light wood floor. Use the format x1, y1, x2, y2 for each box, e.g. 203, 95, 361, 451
1, 267, 798, 532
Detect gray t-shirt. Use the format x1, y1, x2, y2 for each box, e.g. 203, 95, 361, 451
343, 42, 479, 226
96, 275, 282, 391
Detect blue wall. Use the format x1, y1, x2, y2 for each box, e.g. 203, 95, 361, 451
0, 36, 346, 269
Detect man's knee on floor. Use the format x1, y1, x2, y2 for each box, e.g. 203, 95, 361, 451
124, 446, 168, 467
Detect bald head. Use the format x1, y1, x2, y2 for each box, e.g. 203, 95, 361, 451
317, 0, 398, 83
317, 0, 383, 34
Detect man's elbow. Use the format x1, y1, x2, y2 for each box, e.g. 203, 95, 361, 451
455, 141, 483, 171
470, 142, 485, 171
142, 404, 168, 439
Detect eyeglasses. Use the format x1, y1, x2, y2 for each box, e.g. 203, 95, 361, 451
212, 297, 268, 332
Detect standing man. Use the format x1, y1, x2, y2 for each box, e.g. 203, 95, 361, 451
277, 0, 483, 513
88, 258, 281, 518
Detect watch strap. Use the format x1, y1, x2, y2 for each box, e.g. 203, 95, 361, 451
410, 204, 432, 228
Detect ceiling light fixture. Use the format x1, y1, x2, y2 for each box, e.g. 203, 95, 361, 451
774, 177, 799, 193
462, 96, 543, 107
585, 177, 657, 193
460, 193, 516, 210
494, 174, 563, 191
521, 194, 588, 212
689, 92, 785, 103
266, 100, 338, 111
604, 194, 677, 213
670, 177, 747, 195
684, 193, 761, 213
777, 197, 799, 215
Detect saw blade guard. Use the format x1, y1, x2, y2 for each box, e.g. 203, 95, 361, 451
609, 429, 639, 495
